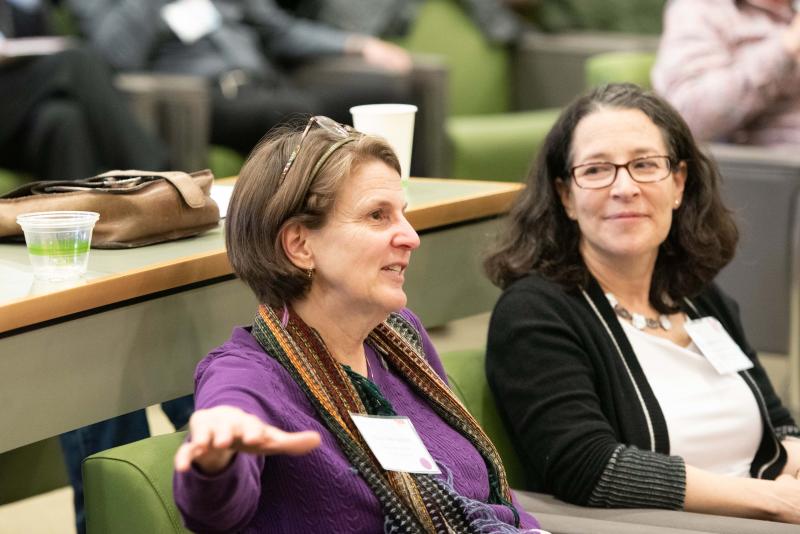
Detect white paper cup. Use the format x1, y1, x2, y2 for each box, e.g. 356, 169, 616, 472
350, 104, 418, 181
16, 211, 100, 281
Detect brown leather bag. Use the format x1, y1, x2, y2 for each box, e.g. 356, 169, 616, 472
0, 169, 220, 248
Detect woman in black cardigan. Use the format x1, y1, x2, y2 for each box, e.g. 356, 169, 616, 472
485, 83, 800, 523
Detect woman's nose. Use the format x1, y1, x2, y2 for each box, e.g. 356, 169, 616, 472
610, 166, 641, 197
394, 216, 420, 249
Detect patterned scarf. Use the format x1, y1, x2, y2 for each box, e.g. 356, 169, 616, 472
251, 304, 520, 533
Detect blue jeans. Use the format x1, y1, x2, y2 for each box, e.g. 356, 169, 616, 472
59, 395, 194, 534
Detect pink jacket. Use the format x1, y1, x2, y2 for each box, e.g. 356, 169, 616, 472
652, 0, 800, 146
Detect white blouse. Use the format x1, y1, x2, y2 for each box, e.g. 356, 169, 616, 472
619, 318, 762, 477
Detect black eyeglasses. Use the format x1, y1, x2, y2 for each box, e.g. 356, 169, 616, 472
570, 155, 674, 190
279, 116, 357, 184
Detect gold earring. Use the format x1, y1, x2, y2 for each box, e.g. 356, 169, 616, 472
306, 268, 314, 280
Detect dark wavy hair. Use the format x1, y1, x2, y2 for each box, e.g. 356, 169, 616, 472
226, 121, 400, 307
485, 83, 738, 313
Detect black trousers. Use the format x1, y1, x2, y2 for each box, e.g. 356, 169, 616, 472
0, 47, 167, 181
210, 68, 414, 158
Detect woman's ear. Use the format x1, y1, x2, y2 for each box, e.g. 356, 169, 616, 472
280, 221, 314, 270
555, 178, 577, 220
672, 160, 687, 206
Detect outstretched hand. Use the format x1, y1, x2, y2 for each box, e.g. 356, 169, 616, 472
174, 406, 321, 474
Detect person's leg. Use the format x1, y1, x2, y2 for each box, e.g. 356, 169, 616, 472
59, 411, 150, 534
42, 47, 168, 171
161, 394, 194, 430
23, 98, 98, 181
0, 49, 166, 179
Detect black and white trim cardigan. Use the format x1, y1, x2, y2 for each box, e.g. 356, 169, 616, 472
486, 272, 800, 508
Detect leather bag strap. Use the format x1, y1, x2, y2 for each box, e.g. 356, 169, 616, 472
95, 169, 207, 208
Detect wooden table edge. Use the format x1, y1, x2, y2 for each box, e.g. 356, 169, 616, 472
1, 179, 523, 333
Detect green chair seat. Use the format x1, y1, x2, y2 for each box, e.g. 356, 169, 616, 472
439, 348, 525, 488
447, 108, 560, 182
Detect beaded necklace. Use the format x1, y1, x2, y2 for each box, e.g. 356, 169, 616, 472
606, 293, 672, 331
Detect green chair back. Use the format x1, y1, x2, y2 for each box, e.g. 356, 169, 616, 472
395, 0, 560, 182
585, 51, 656, 89
439, 348, 525, 488
397, 0, 511, 116
83, 431, 190, 534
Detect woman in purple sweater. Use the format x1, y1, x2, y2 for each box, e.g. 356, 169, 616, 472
172, 116, 541, 533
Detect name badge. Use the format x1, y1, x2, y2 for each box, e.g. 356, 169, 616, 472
161, 0, 222, 44
350, 414, 440, 474
684, 317, 753, 375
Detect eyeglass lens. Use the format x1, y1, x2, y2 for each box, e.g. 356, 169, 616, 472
572, 156, 671, 189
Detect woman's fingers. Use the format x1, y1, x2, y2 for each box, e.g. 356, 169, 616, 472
174, 442, 196, 472
174, 406, 321, 473
261, 428, 321, 456
174, 439, 219, 472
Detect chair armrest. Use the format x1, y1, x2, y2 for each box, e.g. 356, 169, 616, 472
113, 73, 211, 172
516, 491, 798, 533
513, 31, 660, 110
289, 55, 449, 178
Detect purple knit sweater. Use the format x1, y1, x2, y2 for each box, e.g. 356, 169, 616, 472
173, 309, 539, 533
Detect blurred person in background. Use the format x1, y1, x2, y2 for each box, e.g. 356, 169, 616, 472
65, 0, 415, 156
0, 0, 166, 182
653, 0, 800, 147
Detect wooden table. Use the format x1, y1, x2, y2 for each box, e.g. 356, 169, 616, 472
0, 178, 522, 453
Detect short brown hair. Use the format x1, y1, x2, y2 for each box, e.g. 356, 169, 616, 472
226, 121, 400, 306
485, 83, 739, 313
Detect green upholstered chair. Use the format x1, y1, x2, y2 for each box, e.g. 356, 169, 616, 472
83, 431, 190, 534
439, 348, 525, 489
397, 0, 561, 182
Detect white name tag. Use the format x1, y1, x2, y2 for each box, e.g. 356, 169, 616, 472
350, 414, 440, 474
161, 0, 222, 44
684, 317, 753, 375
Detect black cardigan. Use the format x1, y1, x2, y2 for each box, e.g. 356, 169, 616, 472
486, 272, 799, 508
